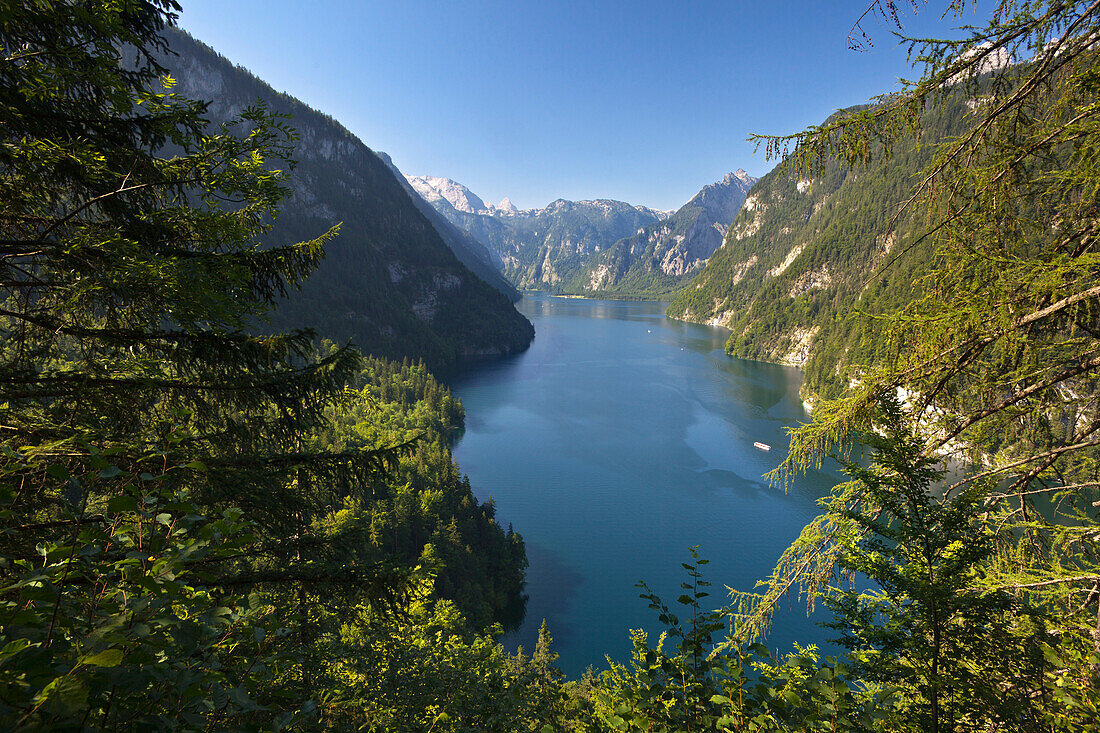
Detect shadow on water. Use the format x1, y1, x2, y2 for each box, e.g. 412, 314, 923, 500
440, 347, 529, 390
696, 468, 768, 495
499, 541, 584, 655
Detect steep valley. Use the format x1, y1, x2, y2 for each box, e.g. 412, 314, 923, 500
162, 30, 534, 370
407, 170, 755, 299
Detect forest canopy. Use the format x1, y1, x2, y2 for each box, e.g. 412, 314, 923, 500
3, 0, 1100, 731
0, 1, 529, 728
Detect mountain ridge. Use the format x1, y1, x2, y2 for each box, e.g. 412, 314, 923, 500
162, 29, 533, 369
409, 172, 752, 297
377, 155, 518, 301
667, 97, 970, 399
406, 174, 675, 221
576, 169, 758, 298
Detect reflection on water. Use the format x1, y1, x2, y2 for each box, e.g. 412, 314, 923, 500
500, 542, 584, 653
446, 294, 841, 677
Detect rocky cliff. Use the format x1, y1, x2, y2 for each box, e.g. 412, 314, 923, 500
668, 98, 970, 398
577, 170, 757, 298
408, 172, 758, 299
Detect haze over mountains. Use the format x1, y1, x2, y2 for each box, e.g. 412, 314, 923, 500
407, 170, 755, 298
153, 12, 1021, 395
161, 29, 771, 368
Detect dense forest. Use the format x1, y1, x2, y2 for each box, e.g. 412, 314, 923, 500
666, 96, 974, 401
2, 0, 1099, 731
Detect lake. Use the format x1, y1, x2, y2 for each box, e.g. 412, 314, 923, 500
447, 294, 843, 677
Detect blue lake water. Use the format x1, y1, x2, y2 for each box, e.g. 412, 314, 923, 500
447, 294, 843, 677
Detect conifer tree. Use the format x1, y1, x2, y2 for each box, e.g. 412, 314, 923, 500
0, 1, 403, 726
826, 398, 1049, 732
734, 0, 1100, 720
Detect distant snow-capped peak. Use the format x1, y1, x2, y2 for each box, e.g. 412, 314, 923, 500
407, 173, 681, 220
405, 175, 497, 215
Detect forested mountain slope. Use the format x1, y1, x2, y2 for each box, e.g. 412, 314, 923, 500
163, 30, 533, 369
376, 153, 519, 301
407, 176, 671, 293
668, 96, 969, 399
579, 170, 756, 298
310, 352, 527, 631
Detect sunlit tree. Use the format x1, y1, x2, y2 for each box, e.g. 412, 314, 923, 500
729, 1, 1100, 724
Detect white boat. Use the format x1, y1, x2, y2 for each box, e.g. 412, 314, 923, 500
753, 441, 771, 451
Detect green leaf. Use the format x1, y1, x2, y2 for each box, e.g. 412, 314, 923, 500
80, 648, 124, 667
98, 465, 122, 479
46, 464, 69, 480
107, 495, 139, 513
0, 638, 30, 661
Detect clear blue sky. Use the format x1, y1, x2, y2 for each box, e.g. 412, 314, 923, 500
177, 1, 992, 211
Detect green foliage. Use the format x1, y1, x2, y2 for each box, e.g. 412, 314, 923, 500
15, 2, 1100, 731
669, 7, 1100, 725
307, 351, 527, 630
761, 2, 1100, 674
0, 450, 300, 730
593, 550, 894, 732
825, 398, 1050, 732
595, 548, 727, 730
667, 96, 969, 399
660, 8, 1100, 727
590, 424, 1093, 730
321, 581, 519, 731
0, 2, 483, 727
306, 581, 595, 732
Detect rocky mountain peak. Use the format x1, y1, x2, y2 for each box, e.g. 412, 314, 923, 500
721, 169, 757, 188
405, 175, 495, 215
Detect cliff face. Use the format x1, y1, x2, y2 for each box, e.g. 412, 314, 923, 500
408, 172, 756, 299
493, 198, 671, 292
377, 154, 518, 302
576, 170, 757, 299
406, 176, 670, 294
669, 98, 969, 398
163, 30, 533, 369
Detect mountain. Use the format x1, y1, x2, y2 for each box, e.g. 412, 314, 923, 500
162, 30, 533, 369
406, 175, 742, 296
576, 170, 757, 298
667, 97, 971, 400
488, 198, 673, 291
377, 155, 518, 301
406, 175, 506, 216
